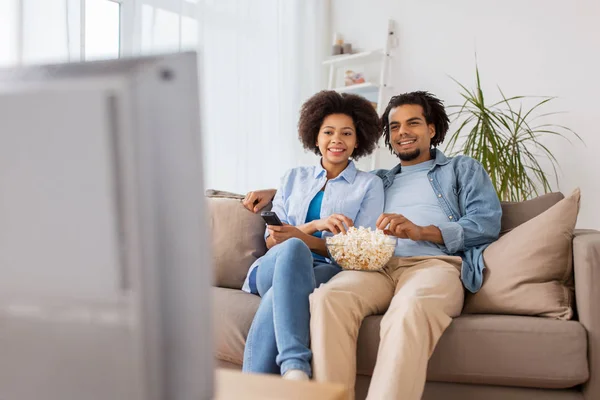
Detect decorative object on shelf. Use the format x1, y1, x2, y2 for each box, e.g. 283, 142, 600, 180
331, 32, 353, 55
342, 43, 352, 55
332, 32, 343, 56
445, 63, 583, 202
344, 70, 365, 86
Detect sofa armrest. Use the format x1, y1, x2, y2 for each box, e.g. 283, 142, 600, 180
573, 229, 600, 400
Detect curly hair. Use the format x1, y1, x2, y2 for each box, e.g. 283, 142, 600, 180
381, 91, 449, 153
298, 91, 381, 160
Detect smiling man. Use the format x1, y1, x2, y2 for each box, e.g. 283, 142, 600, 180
243, 91, 502, 400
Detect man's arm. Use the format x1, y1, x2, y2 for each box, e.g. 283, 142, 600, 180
419, 225, 445, 244
376, 161, 501, 250
377, 214, 446, 244
242, 189, 277, 213
435, 161, 502, 254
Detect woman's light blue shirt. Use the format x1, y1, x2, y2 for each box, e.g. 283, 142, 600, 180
242, 160, 384, 293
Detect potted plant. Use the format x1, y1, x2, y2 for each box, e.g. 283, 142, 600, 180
445, 65, 582, 202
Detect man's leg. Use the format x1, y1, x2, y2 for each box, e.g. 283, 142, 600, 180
366, 257, 464, 400
310, 269, 394, 399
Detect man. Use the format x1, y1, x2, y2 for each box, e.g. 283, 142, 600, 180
243, 91, 501, 399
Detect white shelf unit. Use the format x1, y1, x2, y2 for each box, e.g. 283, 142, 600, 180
324, 20, 395, 116
332, 82, 380, 97
323, 20, 396, 170
323, 49, 384, 65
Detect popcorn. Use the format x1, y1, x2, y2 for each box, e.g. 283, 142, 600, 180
326, 227, 397, 271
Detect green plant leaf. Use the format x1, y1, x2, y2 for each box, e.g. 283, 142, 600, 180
447, 60, 582, 200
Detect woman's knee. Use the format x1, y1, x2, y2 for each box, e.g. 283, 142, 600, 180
275, 238, 313, 273
279, 237, 312, 259
269, 239, 314, 284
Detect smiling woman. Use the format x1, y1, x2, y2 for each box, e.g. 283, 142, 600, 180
240, 89, 385, 381
298, 90, 381, 162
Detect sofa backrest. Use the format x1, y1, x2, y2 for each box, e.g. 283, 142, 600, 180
207, 190, 270, 289
206, 189, 566, 289
500, 192, 565, 235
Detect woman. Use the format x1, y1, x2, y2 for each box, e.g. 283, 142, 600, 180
241, 90, 384, 381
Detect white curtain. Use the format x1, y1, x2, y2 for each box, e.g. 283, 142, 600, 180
0, 0, 329, 194
195, 0, 328, 193
135, 0, 329, 193
130, 0, 329, 193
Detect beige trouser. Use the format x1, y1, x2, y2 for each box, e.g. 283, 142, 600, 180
310, 256, 464, 400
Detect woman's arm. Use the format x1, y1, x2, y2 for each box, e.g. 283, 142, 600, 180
267, 224, 329, 256
266, 235, 277, 249
301, 234, 328, 257
353, 177, 385, 229
261, 172, 293, 247
296, 221, 319, 235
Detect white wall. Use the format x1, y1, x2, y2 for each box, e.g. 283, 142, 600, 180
331, 0, 600, 229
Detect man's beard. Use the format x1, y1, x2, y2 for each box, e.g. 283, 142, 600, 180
397, 148, 421, 162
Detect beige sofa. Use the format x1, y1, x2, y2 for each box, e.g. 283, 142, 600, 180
209, 190, 599, 400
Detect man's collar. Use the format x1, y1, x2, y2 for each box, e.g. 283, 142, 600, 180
432, 148, 451, 166
384, 148, 450, 180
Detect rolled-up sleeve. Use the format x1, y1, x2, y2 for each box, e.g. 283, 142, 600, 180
436, 221, 464, 254
435, 161, 501, 253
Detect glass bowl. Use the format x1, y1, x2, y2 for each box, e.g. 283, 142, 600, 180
326, 241, 397, 271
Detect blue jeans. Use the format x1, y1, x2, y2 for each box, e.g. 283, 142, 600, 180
242, 238, 341, 377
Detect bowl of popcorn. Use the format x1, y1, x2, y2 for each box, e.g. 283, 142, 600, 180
326, 227, 397, 271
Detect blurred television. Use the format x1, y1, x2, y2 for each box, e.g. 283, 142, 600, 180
0, 53, 213, 400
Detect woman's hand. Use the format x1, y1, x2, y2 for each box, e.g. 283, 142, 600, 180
268, 224, 305, 245
313, 214, 354, 235
242, 189, 277, 213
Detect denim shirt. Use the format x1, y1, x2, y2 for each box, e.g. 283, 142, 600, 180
241, 160, 385, 293
374, 149, 502, 293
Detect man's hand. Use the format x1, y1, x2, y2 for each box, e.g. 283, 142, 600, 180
377, 213, 424, 241
268, 224, 305, 245
242, 189, 277, 213
313, 214, 354, 235
376, 213, 446, 244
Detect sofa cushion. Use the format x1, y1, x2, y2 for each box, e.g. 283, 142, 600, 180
463, 189, 580, 319
356, 314, 589, 389
207, 193, 269, 289
213, 287, 260, 365
214, 293, 589, 389
500, 192, 565, 235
